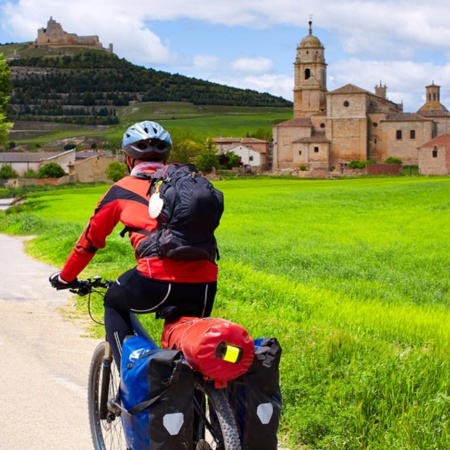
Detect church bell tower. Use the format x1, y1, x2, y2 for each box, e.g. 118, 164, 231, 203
293, 21, 327, 118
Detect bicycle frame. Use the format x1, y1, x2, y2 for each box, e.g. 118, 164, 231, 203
79, 277, 243, 450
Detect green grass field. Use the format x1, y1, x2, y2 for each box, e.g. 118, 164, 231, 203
1, 176, 449, 449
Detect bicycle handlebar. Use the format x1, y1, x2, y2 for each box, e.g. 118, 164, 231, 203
70, 276, 113, 296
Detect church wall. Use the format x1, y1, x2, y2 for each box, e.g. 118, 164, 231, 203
327, 92, 368, 119
368, 113, 388, 162
327, 118, 368, 164
433, 118, 450, 135
381, 120, 434, 165
273, 126, 312, 168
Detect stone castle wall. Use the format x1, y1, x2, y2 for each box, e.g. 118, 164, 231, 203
35, 17, 111, 52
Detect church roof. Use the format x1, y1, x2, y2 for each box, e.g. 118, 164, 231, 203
383, 113, 431, 122
421, 133, 450, 149
275, 117, 313, 127
327, 83, 371, 95
418, 101, 449, 114
293, 131, 330, 144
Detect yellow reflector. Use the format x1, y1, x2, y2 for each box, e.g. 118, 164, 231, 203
223, 344, 241, 363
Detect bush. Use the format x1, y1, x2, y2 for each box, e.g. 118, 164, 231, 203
37, 162, 66, 178
348, 159, 376, 169
23, 168, 37, 179
348, 160, 366, 169
384, 157, 403, 164
105, 160, 127, 182
0, 163, 18, 179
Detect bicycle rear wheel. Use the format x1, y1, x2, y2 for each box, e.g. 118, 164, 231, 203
88, 341, 125, 450
194, 380, 242, 450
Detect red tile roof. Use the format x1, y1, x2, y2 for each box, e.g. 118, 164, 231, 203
421, 133, 450, 149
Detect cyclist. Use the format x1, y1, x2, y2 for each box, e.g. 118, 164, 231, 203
49, 120, 218, 367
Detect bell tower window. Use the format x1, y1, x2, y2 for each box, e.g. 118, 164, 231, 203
304, 68, 311, 80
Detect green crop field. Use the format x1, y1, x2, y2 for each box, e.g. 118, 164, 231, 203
1, 176, 449, 449
10, 103, 292, 147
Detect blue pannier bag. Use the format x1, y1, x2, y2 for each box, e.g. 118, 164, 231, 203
120, 335, 194, 450
226, 337, 282, 450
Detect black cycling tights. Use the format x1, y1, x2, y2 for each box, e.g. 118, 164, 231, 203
103, 267, 216, 369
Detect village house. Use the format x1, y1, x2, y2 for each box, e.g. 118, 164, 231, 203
0, 150, 113, 186
272, 21, 450, 177
227, 144, 268, 171
0, 150, 75, 176
213, 137, 269, 170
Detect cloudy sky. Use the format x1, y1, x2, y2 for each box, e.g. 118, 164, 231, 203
1, 0, 450, 112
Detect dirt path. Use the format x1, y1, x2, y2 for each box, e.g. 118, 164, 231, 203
0, 234, 99, 449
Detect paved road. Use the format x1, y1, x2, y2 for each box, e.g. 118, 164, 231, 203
0, 234, 99, 449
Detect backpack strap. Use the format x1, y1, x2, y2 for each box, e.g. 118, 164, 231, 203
119, 226, 153, 238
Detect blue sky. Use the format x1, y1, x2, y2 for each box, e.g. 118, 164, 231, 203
1, 0, 450, 112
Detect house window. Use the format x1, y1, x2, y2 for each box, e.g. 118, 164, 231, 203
396, 130, 402, 140
410, 130, 416, 139
432, 148, 438, 158
249, 156, 254, 161
314, 147, 319, 153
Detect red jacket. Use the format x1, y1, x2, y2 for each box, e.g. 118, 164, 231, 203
60, 168, 218, 283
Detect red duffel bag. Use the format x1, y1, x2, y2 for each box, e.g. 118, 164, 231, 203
161, 317, 255, 388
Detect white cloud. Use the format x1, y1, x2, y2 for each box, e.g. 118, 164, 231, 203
230, 57, 273, 74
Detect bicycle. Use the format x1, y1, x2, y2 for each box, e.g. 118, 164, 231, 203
72, 276, 242, 450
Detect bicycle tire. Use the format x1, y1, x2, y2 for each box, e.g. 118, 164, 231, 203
194, 380, 242, 450
88, 341, 126, 450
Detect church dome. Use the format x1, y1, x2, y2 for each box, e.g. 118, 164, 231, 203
299, 21, 323, 48
300, 34, 322, 48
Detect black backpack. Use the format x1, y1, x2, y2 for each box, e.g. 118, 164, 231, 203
126, 163, 224, 262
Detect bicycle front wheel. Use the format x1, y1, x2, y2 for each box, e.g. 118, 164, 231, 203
194, 380, 242, 450
88, 341, 125, 450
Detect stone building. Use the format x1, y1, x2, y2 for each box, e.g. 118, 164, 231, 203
272, 21, 450, 175
418, 134, 450, 175
35, 17, 113, 53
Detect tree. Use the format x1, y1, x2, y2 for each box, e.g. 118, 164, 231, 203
168, 128, 203, 163
0, 53, 13, 147
0, 163, 18, 179
106, 160, 127, 182
37, 162, 66, 178
196, 151, 220, 173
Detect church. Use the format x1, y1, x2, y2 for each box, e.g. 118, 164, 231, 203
272, 22, 450, 175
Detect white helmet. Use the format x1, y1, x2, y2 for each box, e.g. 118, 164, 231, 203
122, 121, 172, 160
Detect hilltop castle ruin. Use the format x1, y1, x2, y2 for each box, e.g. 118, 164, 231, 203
35, 17, 113, 53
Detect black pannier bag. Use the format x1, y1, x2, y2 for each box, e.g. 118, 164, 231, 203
226, 337, 282, 450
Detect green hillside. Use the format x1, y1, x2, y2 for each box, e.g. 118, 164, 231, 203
2, 43, 292, 126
